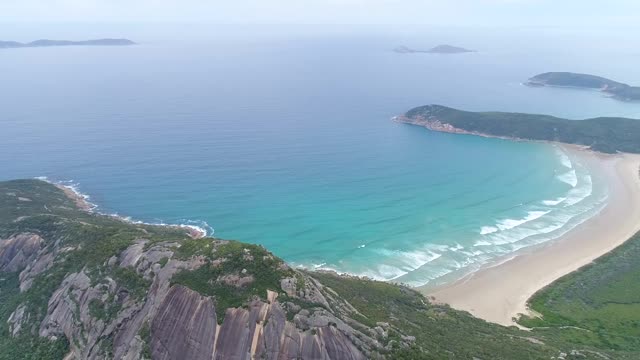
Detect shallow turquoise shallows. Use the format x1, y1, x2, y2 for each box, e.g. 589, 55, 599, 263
2, 26, 639, 286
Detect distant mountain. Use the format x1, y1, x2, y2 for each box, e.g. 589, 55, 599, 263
0, 38, 136, 49
526, 72, 640, 101
394, 44, 475, 54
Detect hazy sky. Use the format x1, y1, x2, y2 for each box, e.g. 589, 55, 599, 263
0, 0, 638, 26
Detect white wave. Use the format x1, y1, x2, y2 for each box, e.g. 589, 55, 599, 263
461, 249, 485, 256
555, 148, 573, 169
496, 210, 551, 232
358, 244, 366, 249
491, 221, 566, 246
179, 219, 215, 237
557, 169, 578, 187
37, 177, 99, 211
542, 197, 567, 206
35, 177, 213, 237
367, 264, 409, 281
372, 248, 442, 275
480, 226, 498, 235
311, 263, 408, 282
448, 243, 464, 252
474, 240, 492, 246
564, 175, 592, 206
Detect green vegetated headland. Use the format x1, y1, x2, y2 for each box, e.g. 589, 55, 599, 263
526, 72, 640, 101
400, 104, 640, 153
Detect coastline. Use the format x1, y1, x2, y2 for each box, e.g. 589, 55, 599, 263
421, 146, 640, 326
49, 179, 208, 239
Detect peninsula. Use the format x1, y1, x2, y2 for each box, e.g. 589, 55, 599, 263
397, 104, 640, 153
0, 38, 136, 49
526, 72, 640, 101
394, 44, 475, 54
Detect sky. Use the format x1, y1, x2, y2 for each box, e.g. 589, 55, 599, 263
0, 0, 639, 27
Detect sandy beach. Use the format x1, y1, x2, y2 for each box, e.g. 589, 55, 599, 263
422, 146, 640, 326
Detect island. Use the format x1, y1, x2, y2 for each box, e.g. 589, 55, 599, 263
526, 72, 640, 101
396, 104, 640, 153
394, 44, 475, 54
0, 38, 136, 49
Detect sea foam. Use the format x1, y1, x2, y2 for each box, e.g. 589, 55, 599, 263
479, 226, 498, 235
542, 197, 567, 206
35, 177, 213, 237
564, 174, 592, 206
557, 169, 578, 187
496, 210, 551, 231
555, 148, 573, 169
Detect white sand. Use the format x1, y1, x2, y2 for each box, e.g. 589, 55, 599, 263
421, 147, 640, 326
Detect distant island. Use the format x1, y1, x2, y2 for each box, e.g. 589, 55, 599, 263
0, 38, 136, 49
396, 104, 640, 154
526, 72, 640, 101
394, 44, 475, 54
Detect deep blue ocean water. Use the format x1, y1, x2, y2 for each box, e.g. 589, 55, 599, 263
2, 25, 639, 286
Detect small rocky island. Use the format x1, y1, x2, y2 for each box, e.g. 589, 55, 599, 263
0, 38, 136, 49
394, 44, 475, 54
526, 72, 640, 101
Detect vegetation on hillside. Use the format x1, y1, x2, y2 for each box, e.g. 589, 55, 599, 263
404, 104, 640, 153
311, 272, 557, 359
527, 72, 640, 101
518, 230, 640, 357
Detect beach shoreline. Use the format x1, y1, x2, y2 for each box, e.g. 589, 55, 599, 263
51, 180, 208, 239
421, 146, 640, 327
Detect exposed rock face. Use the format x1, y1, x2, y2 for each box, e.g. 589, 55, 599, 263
151, 285, 217, 360
0, 233, 43, 272
150, 285, 369, 360
214, 294, 366, 360
2, 229, 392, 359
110, 244, 205, 360
280, 277, 297, 297
119, 240, 147, 268
31, 239, 207, 360
19, 250, 55, 292
39, 270, 111, 358
8, 304, 28, 336
5, 232, 387, 360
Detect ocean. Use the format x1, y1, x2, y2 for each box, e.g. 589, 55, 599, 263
2, 25, 639, 286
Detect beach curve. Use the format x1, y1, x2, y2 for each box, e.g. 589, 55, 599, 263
420, 146, 640, 326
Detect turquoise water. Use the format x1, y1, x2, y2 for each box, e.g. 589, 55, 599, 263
1, 25, 639, 286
